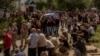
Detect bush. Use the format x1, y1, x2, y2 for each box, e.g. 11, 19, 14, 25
94, 0, 100, 9
91, 25, 100, 42
91, 25, 100, 48
0, 18, 7, 23
0, 20, 9, 36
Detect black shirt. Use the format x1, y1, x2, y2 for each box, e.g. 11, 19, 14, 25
55, 19, 60, 26
75, 40, 86, 54
82, 30, 89, 38
59, 39, 69, 48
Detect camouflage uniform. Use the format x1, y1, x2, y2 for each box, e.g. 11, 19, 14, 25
11, 23, 18, 51
20, 21, 28, 48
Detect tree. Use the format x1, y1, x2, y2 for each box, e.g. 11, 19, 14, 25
36, 0, 47, 10
36, 0, 93, 10
94, 0, 100, 9
0, 0, 15, 12
51, 0, 93, 10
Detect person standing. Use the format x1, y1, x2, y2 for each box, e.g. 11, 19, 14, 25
37, 29, 47, 56
27, 20, 32, 34
11, 23, 18, 52
80, 25, 90, 43
46, 19, 52, 36
46, 39, 55, 56
2, 29, 12, 56
27, 28, 39, 56
41, 18, 47, 35
20, 20, 28, 48
55, 18, 60, 35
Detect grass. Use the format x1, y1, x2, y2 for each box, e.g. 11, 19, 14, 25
91, 25, 100, 48
93, 42, 100, 48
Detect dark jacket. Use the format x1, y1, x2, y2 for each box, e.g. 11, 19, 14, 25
75, 40, 86, 55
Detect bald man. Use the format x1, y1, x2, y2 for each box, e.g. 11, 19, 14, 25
27, 28, 39, 56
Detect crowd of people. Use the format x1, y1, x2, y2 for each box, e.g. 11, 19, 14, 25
0, 9, 100, 56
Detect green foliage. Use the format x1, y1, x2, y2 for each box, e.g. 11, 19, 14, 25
91, 25, 100, 48
36, 0, 93, 10
0, 20, 9, 35
94, 0, 100, 9
0, 0, 15, 12
14, 16, 25, 29
91, 25, 100, 41
15, 16, 24, 25
36, 1, 47, 10
0, 21, 8, 30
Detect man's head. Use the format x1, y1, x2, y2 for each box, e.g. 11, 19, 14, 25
37, 29, 41, 33
31, 28, 36, 33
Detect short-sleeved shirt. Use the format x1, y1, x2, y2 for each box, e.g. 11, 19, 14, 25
27, 32, 39, 48
4, 33, 12, 50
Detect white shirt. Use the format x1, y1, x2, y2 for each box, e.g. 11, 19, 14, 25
38, 33, 47, 47
46, 40, 54, 48
27, 32, 39, 48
